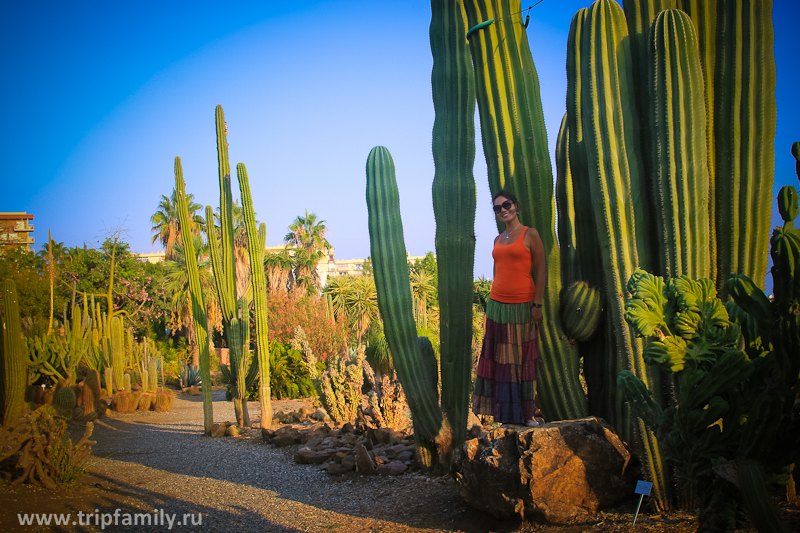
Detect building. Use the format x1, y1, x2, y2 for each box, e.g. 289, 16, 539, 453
137, 244, 428, 287
0, 212, 34, 252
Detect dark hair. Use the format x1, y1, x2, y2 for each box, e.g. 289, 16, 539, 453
492, 189, 519, 207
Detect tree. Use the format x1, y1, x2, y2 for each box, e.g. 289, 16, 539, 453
150, 190, 204, 260
284, 210, 331, 253
164, 235, 222, 367
264, 249, 293, 293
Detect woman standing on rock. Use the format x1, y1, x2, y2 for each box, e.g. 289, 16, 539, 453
472, 190, 545, 427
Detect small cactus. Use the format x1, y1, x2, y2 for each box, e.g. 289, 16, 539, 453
53, 386, 77, 413
123, 374, 131, 393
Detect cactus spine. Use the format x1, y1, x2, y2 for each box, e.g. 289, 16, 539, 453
430, 0, 476, 448
205, 105, 255, 428
649, 9, 711, 280
1, 280, 26, 426
366, 146, 443, 463
237, 162, 273, 428
174, 156, 214, 434
463, 0, 587, 421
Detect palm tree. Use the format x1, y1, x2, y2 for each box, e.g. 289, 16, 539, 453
346, 276, 378, 345
323, 275, 350, 322
293, 248, 325, 293
264, 249, 294, 293
151, 190, 204, 260
164, 235, 221, 367
410, 269, 436, 329
284, 210, 331, 254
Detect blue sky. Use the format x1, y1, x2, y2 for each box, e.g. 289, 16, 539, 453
2, 0, 798, 283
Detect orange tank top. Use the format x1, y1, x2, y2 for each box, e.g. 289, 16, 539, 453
490, 227, 536, 303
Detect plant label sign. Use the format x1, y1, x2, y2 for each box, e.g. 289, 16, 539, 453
635, 480, 653, 495
633, 480, 653, 525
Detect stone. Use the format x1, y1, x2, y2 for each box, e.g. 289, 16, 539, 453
224, 425, 239, 437
272, 426, 300, 447
294, 447, 317, 464
341, 422, 355, 433
396, 450, 414, 462
355, 443, 376, 475
467, 410, 482, 432
341, 454, 356, 471
210, 423, 227, 438
376, 461, 408, 476
452, 417, 635, 523
327, 462, 352, 475
261, 428, 276, 442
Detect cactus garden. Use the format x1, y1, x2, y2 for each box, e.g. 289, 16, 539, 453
2, 0, 799, 531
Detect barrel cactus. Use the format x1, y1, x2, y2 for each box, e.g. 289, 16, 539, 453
560, 281, 603, 342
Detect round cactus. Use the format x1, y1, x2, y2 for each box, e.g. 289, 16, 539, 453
53, 386, 77, 413
560, 281, 603, 342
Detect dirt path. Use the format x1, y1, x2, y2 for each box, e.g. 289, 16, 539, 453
1, 390, 797, 532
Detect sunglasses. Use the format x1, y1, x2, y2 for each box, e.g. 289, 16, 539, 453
493, 200, 513, 214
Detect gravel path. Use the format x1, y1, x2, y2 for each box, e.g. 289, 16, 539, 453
84, 390, 514, 533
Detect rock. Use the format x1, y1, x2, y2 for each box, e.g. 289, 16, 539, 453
224, 425, 239, 437
467, 410, 482, 432
376, 461, 408, 476
272, 426, 300, 447
355, 443, 376, 475
341, 422, 355, 433
327, 462, 352, 475
294, 447, 317, 464
341, 454, 356, 471
396, 450, 414, 462
452, 417, 635, 523
261, 428, 276, 442
210, 423, 227, 438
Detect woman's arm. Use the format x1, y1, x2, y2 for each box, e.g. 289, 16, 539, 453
526, 228, 546, 323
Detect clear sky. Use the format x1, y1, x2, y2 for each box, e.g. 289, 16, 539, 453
2, 0, 798, 284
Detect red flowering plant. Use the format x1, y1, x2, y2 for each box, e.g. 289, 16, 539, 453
267, 291, 347, 360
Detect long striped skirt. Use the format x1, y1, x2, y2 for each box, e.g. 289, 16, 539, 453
472, 298, 539, 424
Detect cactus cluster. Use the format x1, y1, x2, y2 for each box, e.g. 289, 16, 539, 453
618, 153, 800, 531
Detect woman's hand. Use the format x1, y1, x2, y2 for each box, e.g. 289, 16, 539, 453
531, 305, 543, 326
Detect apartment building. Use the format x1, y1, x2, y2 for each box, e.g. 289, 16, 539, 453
0, 212, 34, 252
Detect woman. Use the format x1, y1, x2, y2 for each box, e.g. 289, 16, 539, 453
472, 190, 546, 426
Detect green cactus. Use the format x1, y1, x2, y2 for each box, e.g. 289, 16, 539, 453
110, 316, 125, 392
53, 385, 77, 413
174, 156, 213, 434
1, 280, 26, 426
713, 0, 776, 295
148, 360, 157, 392
463, 0, 587, 422
430, 0, 476, 448
649, 9, 711, 280
560, 281, 602, 343
204, 105, 255, 428
103, 367, 113, 397
366, 145, 443, 465
123, 373, 131, 393
237, 161, 273, 428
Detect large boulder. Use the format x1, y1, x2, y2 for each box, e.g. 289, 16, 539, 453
452, 417, 635, 523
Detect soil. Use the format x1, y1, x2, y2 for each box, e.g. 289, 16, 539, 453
1, 390, 798, 533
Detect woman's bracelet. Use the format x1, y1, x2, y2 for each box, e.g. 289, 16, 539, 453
532, 302, 542, 308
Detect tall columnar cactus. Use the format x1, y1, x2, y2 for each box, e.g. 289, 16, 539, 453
174, 156, 214, 434
110, 316, 125, 392
463, 0, 587, 422
366, 146, 443, 465
713, 0, 776, 294
205, 105, 256, 428
1, 280, 26, 426
237, 162, 272, 428
104, 367, 113, 397
430, 0, 476, 448
148, 359, 157, 392
649, 9, 711, 280
569, 0, 668, 508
